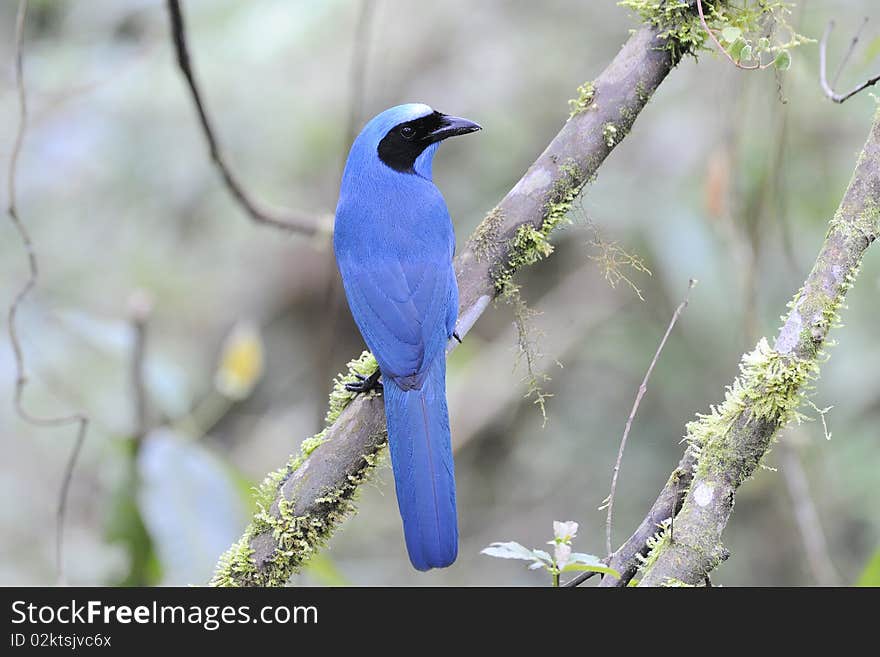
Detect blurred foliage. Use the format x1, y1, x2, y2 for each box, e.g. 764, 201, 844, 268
1, 0, 879, 586
857, 548, 880, 587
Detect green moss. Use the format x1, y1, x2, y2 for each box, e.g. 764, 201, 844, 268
684, 210, 869, 483
211, 536, 257, 587
685, 337, 819, 485
586, 227, 652, 301
468, 206, 506, 263
325, 350, 379, 426
501, 282, 552, 424
829, 202, 880, 245
491, 160, 585, 295
637, 518, 672, 572
210, 351, 386, 587
684, 251, 860, 484
568, 81, 596, 118
619, 0, 724, 59
661, 577, 696, 587
618, 1, 807, 63
481, 163, 588, 423
602, 122, 619, 148
635, 80, 650, 105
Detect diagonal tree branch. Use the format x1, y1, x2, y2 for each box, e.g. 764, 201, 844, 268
165, 0, 328, 235
211, 14, 705, 586
637, 108, 880, 586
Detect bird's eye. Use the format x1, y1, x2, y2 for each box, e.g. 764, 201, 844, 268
399, 126, 415, 140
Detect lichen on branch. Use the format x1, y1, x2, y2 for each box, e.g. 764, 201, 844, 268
637, 110, 880, 586
211, 351, 384, 587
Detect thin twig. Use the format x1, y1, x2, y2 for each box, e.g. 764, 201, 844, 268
164, 0, 326, 235
831, 17, 869, 88
6, 0, 90, 584
604, 279, 697, 556
128, 290, 153, 443
820, 20, 880, 103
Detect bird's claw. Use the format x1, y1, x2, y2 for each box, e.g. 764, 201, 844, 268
344, 369, 383, 394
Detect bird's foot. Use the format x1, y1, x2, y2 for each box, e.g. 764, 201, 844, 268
345, 368, 383, 394
452, 331, 462, 344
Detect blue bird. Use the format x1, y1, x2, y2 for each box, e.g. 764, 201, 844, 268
333, 103, 481, 570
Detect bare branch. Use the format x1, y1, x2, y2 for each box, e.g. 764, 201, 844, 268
6, 0, 90, 584
820, 19, 880, 104
603, 279, 696, 556
164, 0, 328, 235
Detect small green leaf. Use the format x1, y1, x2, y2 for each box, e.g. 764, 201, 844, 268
562, 563, 622, 579
481, 541, 541, 562
729, 38, 747, 61
739, 45, 753, 62
757, 37, 770, 52
721, 26, 742, 44
774, 50, 792, 71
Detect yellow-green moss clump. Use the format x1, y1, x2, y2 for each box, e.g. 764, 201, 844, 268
211, 351, 384, 587
602, 123, 619, 148
683, 337, 818, 484
620, 0, 813, 67
492, 160, 585, 294
468, 206, 507, 263
568, 81, 596, 118
683, 238, 859, 484
637, 518, 672, 573
619, 0, 724, 59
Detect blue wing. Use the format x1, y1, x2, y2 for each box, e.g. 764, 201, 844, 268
335, 186, 457, 388
338, 251, 453, 387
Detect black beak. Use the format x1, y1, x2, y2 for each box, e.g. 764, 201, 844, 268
428, 114, 482, 142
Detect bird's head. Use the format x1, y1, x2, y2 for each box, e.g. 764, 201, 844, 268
349, 103, 481, 179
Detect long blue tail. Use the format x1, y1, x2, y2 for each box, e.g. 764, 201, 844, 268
383, 357, 458, 571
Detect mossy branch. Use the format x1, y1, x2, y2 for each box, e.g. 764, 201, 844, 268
633, 109, 880, 587
212, 10, 708, 587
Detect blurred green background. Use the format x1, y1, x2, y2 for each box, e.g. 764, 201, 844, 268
1, 0, 878, 586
